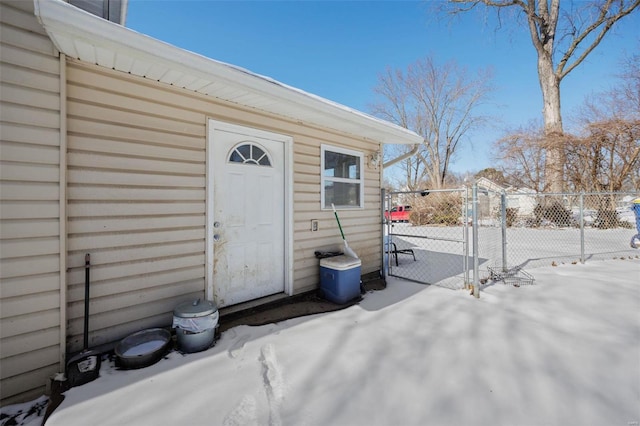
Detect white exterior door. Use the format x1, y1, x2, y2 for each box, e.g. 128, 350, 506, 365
207, 121, 290, 307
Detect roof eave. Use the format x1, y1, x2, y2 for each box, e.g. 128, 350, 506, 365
33, 0, 423, 145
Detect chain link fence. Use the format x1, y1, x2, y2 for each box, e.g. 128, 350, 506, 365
383, 187, 639, 291
475, 190, 639, 282
384, 188, 469, 289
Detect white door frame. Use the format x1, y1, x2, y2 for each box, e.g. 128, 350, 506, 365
205, 118, 293, 303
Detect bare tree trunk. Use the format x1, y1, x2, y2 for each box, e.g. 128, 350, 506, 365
538, 54, 564, 192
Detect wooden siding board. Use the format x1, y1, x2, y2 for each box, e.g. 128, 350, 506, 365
0, 291, 59, 319
66, 169, 204, 188
0, 219, 59, 240
0, 23, 55, 56
68, 215, 205, 234
67, 101, 204, 137
67, 186, 204, 202
3, 0, 35, 13
0, 43, 59, 75
0, 122, 60, 147
294, 173, 322, 185
68, 243, 204, 269
67, 152, 204, 175
0, 182, 60, 201
0, 102, 60, 129
65, 255, 205, 291
0, 201, 59, 219
0, 254, 60, 280
67, 202, 205, 218
0, 2, 44, 34
0, 328, 59, 359
0, 141, 60, 164
67, 135, 203, 161
67, 278, 204, 321
0, 82, 60, 110
66, 265, 204, 300
0, 162, 60, 182
0, 273, 60, 298
68, 118, 204, 150
0, 63, 60, 93
293, 162, 320, 175
0, 237, 59, 259
0, 309, 59, 339
67, 228, 203, 252
0, 345, 59, 382
293, 143, 318, 156
67, 83, 206, 125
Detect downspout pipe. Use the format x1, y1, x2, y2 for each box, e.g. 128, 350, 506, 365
58, 53, 67, 372
381, 144, 421, 170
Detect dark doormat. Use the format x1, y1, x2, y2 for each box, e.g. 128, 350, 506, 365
218, 275, 386, 333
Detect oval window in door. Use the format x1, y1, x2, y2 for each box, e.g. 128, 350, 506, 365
229, 142, 272, 167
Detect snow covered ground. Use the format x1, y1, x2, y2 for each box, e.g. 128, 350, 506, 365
3, 259, 639, 426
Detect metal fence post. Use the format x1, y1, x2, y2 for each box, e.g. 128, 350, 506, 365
472, 183, 480, 298
579, 192, 585, 264
463, 186, 469, 288
501, 190, 507, 272
381, 188, 386, 276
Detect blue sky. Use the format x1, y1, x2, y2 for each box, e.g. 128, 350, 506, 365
126, 1, 639, 174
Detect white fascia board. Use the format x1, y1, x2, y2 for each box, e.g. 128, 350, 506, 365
33, 0, 423, 145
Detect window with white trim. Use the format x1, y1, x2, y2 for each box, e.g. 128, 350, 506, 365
321, 144, 364, 209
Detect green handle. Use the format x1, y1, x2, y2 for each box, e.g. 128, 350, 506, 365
332, 204, 346, 240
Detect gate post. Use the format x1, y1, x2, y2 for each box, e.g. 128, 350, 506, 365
381, 188, 386, 276
472, 183, 480, 298
463, 186, 470, 288
501, 190, 507, 272
579, 192, 585, 264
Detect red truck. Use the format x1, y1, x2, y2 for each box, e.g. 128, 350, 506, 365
385, 205, 412, 223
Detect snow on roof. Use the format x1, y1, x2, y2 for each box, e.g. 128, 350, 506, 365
34, 0, 423, 146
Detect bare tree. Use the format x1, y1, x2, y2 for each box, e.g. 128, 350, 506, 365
371, 56, 493, 189
494, 121, 549, 191
564, 119, 640, 192
498, 52, 640, 192
444, 0, 640, 192
567, 55, 640, 192
616, 48, 640, 119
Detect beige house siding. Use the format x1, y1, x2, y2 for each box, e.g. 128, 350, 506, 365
64, 60, 383, 354
0, 0, 63, 405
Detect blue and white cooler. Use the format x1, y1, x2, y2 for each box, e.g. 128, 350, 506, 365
319, 255, 362, 304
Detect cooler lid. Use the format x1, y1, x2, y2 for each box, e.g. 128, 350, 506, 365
174, 298, 218, 318
320, 255, 362, 270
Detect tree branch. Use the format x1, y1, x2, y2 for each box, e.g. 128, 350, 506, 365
558, 0, 640, 79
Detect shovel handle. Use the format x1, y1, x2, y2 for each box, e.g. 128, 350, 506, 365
83, 253, 90, 351
331, 204, 346, 240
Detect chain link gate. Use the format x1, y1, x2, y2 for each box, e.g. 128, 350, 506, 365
382, 188, 470, 290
